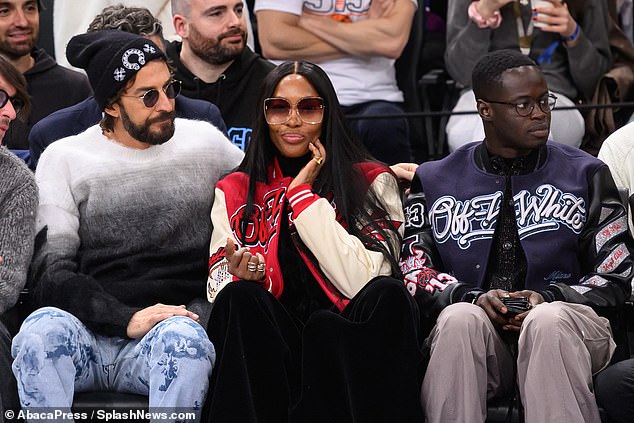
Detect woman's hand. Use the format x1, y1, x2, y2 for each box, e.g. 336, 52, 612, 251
288, 140, 326, 191
532, 0, 578, 42
477, 0, 515, 19
225, 238, 266, 281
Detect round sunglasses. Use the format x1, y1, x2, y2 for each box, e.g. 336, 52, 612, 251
264, 96, 324, 125
0, 89, 23, 115
120, 80, 182, 108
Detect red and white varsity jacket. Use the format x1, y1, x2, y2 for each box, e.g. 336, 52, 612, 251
207, 158, 404, 310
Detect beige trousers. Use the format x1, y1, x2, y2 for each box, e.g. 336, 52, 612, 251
422, 302, 615, 423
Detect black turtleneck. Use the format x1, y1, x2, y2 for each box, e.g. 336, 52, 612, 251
276, 153, 333, 323
277, 153, 311, 178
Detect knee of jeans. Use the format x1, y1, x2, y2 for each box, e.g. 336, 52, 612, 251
14, 307, 80, 348
12, 307, 81, 370
149, 316, 215, 363
436, 302, 488, 335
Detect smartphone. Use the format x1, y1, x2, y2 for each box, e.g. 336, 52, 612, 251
500, 296, 531, 317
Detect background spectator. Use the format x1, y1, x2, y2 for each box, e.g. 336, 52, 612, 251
50, 0, 256, 68
169, 0, 274, 151
0, 0, 91, 157
444, 0, 611, 152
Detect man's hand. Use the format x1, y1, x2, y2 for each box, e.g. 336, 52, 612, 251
127, 304, 199, 339
475, 289, 513, 328
500, 290, 545, 332
390, 162, 417, 183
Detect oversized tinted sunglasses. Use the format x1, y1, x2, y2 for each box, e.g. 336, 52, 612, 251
121, 80, 181, 108
264, 96, 324, 125
0, 89, 23, 114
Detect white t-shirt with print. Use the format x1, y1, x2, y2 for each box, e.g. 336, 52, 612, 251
254, 0, 417, 106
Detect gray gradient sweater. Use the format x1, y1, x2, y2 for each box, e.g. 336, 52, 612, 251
33, 119, 243, 337
0, 148, 37, 314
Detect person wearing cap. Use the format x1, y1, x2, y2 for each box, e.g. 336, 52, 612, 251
27, 4, 229, 170
0, 54, 35, 422
0, 0, 92, 158
10, 31, 243, 419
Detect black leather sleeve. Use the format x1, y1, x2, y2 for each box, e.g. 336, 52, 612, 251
400, 177, 476, 310
545, 166, 633, 308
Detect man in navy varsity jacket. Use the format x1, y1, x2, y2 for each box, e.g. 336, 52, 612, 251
400, 50, 633, 423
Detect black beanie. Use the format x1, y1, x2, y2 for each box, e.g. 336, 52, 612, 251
66, 30, 166, 110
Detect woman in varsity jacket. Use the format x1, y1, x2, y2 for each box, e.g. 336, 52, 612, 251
203, 61, 423, 423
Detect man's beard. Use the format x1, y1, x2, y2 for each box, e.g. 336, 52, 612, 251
120, 106, 176, 146
188, 24, 246, 66
0, 28, 37, 59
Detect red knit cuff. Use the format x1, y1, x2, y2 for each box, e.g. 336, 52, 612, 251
287, 183, 319, 216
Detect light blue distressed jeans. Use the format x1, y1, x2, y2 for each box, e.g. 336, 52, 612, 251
11, 307, 215, 422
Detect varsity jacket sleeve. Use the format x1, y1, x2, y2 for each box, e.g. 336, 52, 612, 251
540, 166, 633, 308
32, 156, 141, 337
289, 171, 404, 299
207, 188, 234, 303
399, 176, 476, 311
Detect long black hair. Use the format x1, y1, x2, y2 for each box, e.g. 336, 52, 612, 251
237, 61, 402, 276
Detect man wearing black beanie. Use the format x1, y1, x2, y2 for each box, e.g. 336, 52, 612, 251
11, 30, 244, 421
27, 4, 228, 170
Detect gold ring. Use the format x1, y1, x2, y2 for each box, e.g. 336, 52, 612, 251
313, 156, 323, 165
